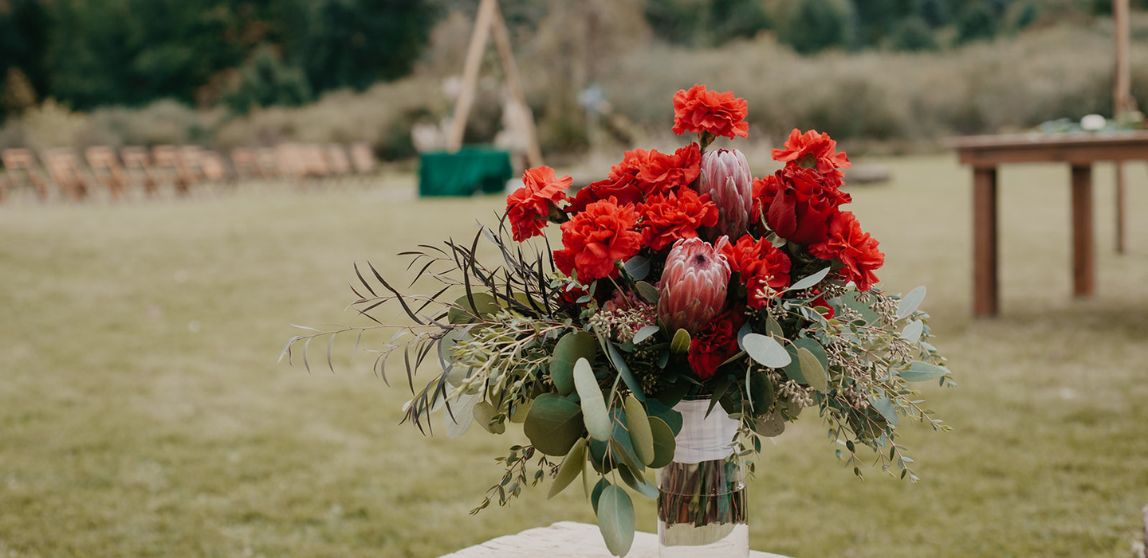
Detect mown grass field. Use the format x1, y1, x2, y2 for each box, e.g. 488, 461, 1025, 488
2, 155, 1147, 557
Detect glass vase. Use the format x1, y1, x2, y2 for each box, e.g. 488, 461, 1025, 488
656, 399, 748, 558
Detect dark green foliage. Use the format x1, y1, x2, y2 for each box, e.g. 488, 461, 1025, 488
0, 0, 49, 118
776, 0, 857, 54
888, 15, 938, 51
956, 4, 998, 44
917, 0, 952, 27
223, 47, 311, 114
645, 0, 771, 47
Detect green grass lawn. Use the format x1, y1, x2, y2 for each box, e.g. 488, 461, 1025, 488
2, 155, 1147, 557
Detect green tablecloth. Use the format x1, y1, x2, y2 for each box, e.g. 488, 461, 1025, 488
419, 148, 513, 197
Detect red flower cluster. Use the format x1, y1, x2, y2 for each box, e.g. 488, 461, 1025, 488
687, 308, 744, 380
750, 128, 884, 289
568, 145, 701, 213
771, 129, 851, 175
506, 166, 571, 241
722, 235, 792, 309
638, 189, 718, 251
553, 198, 642, 283
809, 211, 885, 291
672, 85, 749, 139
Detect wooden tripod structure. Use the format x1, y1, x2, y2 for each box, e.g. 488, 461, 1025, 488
1113, 0, 1135, 254
447, 0, 543, 168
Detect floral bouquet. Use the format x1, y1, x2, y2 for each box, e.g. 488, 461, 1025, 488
284, 85, 952, 557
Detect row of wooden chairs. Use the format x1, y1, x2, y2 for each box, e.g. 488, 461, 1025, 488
0, 143, 379, 203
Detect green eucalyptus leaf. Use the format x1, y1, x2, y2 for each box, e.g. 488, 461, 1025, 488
754, 411, 786, 437
596, 485, 636, 557
447, 292, 500, 324
472, 400, 505, 434
591, 478, 608, 513
870, 396, 899, 427
551, 331, 598, 395
623, 255, 651, 281
648, 416, 676, 468
747, 369, 773, 414
574, 358, 611, 441
789, 267, 831, 291
899, 361, 949, 382
670, 329, 691, 354
645, 399, 683, 435
896, 286, 927, 319
606, 342, 645, 401
632, 325, 660, 345
901, 320, 924, 343
618, 464, 659, 499
609, 414, 645, 474
523, 393, 584, 456
742, 333, 790, 368
548, 437, 587, 499
797, 347, 828, 392
765, 316, 784, 338
635, 281, 659, 303
582, 455, 596, 499
623, 395, 655, 465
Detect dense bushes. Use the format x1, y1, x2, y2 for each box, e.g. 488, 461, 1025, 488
1, 18, 1145, 158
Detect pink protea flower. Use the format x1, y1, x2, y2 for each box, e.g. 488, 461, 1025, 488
698, 148, 753, 239
657, 237, 731, 334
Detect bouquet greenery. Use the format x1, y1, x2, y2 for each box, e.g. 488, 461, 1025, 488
284, 85, 952, 556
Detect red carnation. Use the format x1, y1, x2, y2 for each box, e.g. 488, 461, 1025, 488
772, 129, 851, 175
638, 188, 719, 251
567, 150, 647, 214
637, 144, 702, 196
506, 166, 571, 242
721, 235, 792, 309
672, 84, 749, 139
752, 166, 851, 246
553, 197, 642, 283
687, 308, 745, 380
808, 211, 884, 291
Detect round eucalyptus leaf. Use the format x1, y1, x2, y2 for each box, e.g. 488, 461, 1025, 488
574, 358, 611, 441
648, 416, 676, 468
523, 393, 584, 456
596, 484, 635, 557
623, 395, 655, 466
742, 333, 790, 368
550, 331, 598, 395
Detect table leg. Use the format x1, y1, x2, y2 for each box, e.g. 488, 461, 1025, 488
1115, 162, 1126, 254
973, 167, 999, 317
1071, 164, 1095, 298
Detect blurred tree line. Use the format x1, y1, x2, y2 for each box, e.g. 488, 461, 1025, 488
0, 0, 1142, 123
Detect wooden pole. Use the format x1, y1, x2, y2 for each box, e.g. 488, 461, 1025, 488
489, 1, 544, 167
1114, 0, 1131, 254
447, 0, 497, 152
973, 167, 999, 318
1071, 164, 1095, 298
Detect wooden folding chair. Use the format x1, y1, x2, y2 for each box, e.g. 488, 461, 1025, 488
302, 144, 331, 179
230, 148, 262, 180
349, 143, 378, 174
201, 151, 230, 183
85, 146, 127, 200
120, 147, 159, 196
324, 144, 352, 176
152, 145, 192, 195
40, 148, 89, 201
255, 147, 280, 179
1, 148, 50, 201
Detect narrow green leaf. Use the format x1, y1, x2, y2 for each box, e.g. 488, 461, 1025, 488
618, 465, 659, 499
623, 395, 654, 465
797, 347, 828, 392
632, 325, 660, 345
548, 438, 587, 499
742, 333, 790, 368
606, 342, 645, 401
899, 361, 949, 382
596, 485, 636, 557
789, 267, 831, 291
574, 358, 611, 441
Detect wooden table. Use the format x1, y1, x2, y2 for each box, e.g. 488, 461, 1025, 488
443, 521, 789, 557
951, 131, 1148, 317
